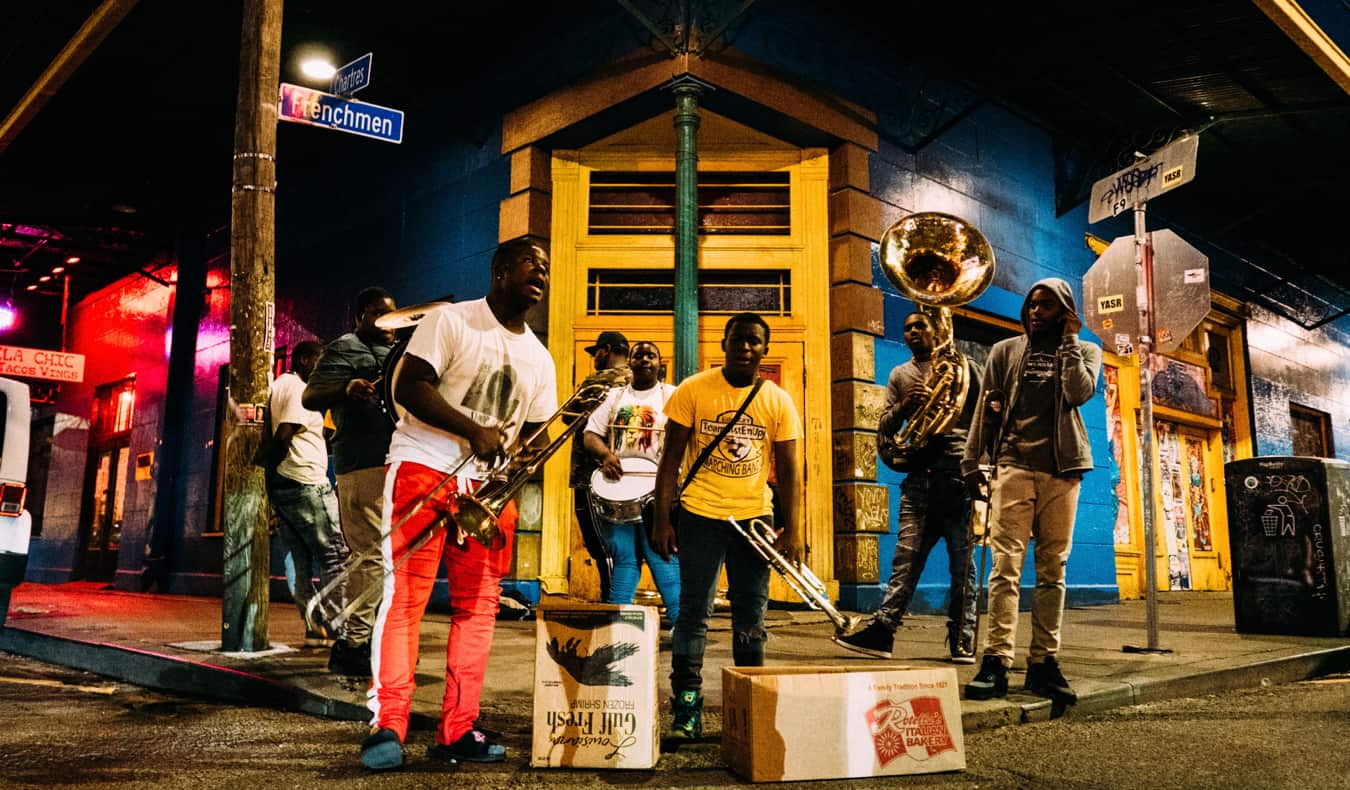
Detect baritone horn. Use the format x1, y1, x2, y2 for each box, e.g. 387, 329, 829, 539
727, 517, 860, 638
877, 211, 996, 472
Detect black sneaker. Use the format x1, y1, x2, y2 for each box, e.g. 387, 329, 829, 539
430, 729, 506, 763
329, 639, 372, 678
946, 629, 976, 665
964, 655, 1009, 700
360, 727, 403, 771
832, 620, 894, 659
1025, 656, 1077, 704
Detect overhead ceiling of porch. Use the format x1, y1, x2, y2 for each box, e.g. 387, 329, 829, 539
833, 0, 1350, 328
1, 0, 1347, 339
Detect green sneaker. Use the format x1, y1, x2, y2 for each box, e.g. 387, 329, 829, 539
670, 689, 703, 738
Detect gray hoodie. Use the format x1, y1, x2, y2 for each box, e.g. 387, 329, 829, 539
960, 278, 1102, 477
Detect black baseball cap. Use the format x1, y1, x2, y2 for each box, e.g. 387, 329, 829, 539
583, 331, 629, 354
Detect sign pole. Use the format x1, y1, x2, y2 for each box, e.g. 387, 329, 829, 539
222, 0, 281, 653
1126, 199, 1168, 654
1083, 134, 1202, 656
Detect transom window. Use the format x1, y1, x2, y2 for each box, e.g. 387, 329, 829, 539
588, 171, 790, 235
585, 269, 791, 316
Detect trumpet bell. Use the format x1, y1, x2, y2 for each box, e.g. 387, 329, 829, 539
880, 212, 995, 308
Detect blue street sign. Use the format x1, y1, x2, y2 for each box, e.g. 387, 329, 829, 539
279, 83, 404, 144
331, 52, 372, 96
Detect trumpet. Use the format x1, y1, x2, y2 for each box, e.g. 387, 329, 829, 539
302, 366, 633, 635
727, 516, 860, 638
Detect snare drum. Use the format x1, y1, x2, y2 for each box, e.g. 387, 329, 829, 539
588, 457, 658, 523
378, 336, 409, 429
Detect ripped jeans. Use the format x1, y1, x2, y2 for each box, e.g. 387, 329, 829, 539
669, 506, 771, 694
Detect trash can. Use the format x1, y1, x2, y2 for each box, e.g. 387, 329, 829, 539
1224, 456, 1350, 636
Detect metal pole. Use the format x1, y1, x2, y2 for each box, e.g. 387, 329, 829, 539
60, 273, 70, 352
222, 0, 281, 652
1124, 201, 1170, 654
671, 77, 703, 383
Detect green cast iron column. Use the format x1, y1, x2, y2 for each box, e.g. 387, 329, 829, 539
672, 78, 703, 382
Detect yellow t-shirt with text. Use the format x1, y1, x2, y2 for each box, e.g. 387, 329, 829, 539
664, 368, 802, 521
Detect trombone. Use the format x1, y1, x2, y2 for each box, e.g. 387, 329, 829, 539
727, 516, 860, 638
302, 366, 632, 635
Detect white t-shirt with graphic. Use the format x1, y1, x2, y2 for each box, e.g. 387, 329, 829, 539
387, 298, 558, 478
269, 371, 328, 486
584, 382, 677, 464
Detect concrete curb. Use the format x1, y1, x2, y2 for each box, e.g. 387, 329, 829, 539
0, 625, 370, 722
960, 645, 1350, 731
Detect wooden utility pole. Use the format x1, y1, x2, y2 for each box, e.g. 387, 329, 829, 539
222, 0, 282, 652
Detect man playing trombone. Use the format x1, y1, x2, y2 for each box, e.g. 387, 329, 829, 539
650, 313, 803, 740
360, 239, 558, 771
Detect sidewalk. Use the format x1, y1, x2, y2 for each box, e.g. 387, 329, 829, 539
3, 582, 1348, 739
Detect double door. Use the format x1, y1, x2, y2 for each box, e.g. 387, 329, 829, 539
78, 443, 129, 581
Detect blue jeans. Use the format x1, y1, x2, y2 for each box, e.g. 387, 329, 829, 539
875, 470, 977, 642
600, 518, 681, 623
670, 507, 771, 693
268, 479, 349, 633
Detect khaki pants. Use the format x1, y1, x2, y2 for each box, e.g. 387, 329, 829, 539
981, 465, 1080, 665
336, 465, 388, 646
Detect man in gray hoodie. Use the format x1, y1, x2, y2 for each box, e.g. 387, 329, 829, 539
960, 278, 1101, 705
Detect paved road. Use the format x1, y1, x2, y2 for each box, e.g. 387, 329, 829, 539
2, 652, 1346, 788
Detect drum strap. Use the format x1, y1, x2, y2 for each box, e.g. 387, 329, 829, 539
676, 377, 763, 498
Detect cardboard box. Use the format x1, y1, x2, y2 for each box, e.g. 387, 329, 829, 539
722, 665, 965, 782
531, 604, 660, 769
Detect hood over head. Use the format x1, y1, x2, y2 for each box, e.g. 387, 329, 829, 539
1020, 277, 1080, 333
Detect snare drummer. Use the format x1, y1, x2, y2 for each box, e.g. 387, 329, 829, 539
581, 341, 680, 624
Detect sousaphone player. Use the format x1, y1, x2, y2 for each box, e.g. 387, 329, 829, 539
834, 212, 993, 665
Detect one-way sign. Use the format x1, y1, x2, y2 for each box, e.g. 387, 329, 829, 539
1088, 135, 1199, 223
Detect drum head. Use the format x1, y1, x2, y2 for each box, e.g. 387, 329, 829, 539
590, 456, 657, 501
380, 337, 409, 429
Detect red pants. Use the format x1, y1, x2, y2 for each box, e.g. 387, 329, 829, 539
368, 461, 516, 745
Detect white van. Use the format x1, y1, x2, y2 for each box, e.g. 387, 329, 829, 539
0, 377, 32, 626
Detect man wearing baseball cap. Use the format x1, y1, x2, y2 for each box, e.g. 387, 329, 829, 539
583, 331, 629, 370
571, 331, 629, 599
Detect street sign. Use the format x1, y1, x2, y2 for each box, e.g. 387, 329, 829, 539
331, 52, 372, 96
1082, 237, 1141, 355
1082, 231, 1209, 355
278, 83, 404, 144
1088, 135, 1199, 224
1149, 230, 1209, 354
0, 344, 84, 382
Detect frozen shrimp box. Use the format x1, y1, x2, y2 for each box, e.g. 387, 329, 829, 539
531, 603, 660, 769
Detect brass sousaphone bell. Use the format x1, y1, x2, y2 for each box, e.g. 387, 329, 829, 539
877, 212, 996, 471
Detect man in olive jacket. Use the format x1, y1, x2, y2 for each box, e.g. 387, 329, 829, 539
960, 277, 1101, 705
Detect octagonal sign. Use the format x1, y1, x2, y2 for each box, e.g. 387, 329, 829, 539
1083, 231, 1209, 356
